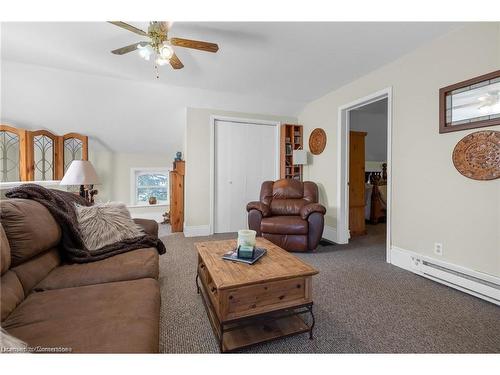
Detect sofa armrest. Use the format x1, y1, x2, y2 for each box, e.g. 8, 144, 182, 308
300, 203, 326, 220
134, 218, 159, 237
246, 201, 270, 217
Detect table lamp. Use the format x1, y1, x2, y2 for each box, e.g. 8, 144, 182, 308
60, 160, 100, 203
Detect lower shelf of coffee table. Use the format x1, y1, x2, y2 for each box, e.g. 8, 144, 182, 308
198, 277, 313, 352
222, 315, 310, 352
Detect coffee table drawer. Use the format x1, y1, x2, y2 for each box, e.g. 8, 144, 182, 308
225, 277, 309, 320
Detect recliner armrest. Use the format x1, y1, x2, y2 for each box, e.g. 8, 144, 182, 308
133, 218, 159, 237
300, 203, 326, 220
246, 202, 271, 217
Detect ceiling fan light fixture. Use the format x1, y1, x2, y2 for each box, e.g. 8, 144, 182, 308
137, 44, 153, 61
159, 41, 174, 59
155, 56, 170, 66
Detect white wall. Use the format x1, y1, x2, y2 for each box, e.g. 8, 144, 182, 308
299, 23, 500, 277
185, 108, 296, 229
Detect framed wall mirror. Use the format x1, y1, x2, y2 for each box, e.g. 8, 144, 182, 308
439, 70, 500, 133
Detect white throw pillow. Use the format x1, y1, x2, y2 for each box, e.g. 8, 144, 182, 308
75, 202, 144, 251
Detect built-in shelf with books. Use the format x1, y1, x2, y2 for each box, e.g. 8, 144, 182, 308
280, 124, 303, 180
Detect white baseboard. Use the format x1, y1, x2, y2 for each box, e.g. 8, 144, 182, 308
322, 225, 338, 243
184, 225, 211, 237
391, 246, 500, 306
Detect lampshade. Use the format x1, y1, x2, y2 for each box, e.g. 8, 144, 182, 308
60, 160, 99, 185
292, 149, 308, 165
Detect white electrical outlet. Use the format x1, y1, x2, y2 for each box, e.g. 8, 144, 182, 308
434, 243, 443, 256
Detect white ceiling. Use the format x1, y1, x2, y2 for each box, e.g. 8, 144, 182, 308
1, 22, 461, 103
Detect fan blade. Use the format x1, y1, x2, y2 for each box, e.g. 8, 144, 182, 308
109, 21, 148, 36
170, 37, 219, 53
169, 53, 184, 69
111, 42, 149, 55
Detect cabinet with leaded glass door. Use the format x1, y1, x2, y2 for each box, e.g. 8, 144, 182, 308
28, 130, 60, 181
62, 133, 88, 176
0, 124, 88, 183
0, 124, 29, 182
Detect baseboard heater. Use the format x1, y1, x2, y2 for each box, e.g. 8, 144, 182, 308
411, 256, 500, 305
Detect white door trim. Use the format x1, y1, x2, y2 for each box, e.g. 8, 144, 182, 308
209, 115, 281, 235
337, 87, 393, 263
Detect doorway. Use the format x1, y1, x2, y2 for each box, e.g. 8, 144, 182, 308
337, 88, 392, 262
210, 117, 280, 234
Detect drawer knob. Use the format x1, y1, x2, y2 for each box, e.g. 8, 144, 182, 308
296, 284, 301, 289
279, 295, 285, 300
229, 295, 233, 300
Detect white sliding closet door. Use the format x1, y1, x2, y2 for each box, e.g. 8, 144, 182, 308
215, 120, 277, 233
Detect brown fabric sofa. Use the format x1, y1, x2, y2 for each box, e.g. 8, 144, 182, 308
0, 198, 161, 353
247, 179, 326, 252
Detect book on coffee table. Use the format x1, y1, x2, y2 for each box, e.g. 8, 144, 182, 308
222, 247, 267, 265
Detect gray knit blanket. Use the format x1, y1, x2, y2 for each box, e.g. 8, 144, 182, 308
5, 184, 166, 263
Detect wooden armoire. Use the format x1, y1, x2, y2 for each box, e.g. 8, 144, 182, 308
169, 160, 185, 232
349, 131, 367, 236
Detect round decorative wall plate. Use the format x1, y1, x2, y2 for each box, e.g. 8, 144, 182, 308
452, 130, 500, 180
309, 128, 327, 155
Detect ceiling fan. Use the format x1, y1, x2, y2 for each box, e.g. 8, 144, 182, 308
109, 21, 219, 76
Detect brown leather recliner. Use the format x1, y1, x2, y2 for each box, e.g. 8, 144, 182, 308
246, 179, 326, 252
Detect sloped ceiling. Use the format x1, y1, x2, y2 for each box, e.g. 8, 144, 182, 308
1, 22, 461, 152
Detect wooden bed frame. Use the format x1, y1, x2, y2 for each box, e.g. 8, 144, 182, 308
365, 163, 387, 224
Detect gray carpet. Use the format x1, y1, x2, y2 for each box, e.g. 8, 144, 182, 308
158, 224, 500, 353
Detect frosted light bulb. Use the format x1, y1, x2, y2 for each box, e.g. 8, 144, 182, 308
155, 57, 169, 66
159, 42, 173, 59
137, 44, 153, 61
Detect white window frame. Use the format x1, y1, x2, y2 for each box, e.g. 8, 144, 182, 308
130, 167, 170, 207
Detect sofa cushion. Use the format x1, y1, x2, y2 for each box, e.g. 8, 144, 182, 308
0, 199, 61, 267
2, 278, 160, 353
261, 216, 308, 235
1, 224, 11, 275
11, 249, 61, 295
1, 271, 24, 321
35, 248, 159, 291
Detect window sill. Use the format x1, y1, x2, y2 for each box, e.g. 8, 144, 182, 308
127, 203, 169, 208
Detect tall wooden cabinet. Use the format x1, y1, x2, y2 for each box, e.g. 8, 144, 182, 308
349, 131, 367, 236
280, 124, 303, 180
169, 160, 185, 232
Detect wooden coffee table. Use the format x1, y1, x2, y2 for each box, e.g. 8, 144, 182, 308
195, 237, 319, 352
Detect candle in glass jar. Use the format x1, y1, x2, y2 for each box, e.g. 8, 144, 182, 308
237, 229, 256, 247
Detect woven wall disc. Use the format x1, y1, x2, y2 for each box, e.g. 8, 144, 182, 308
452, 130, 500, 180
309, 128, 327, 155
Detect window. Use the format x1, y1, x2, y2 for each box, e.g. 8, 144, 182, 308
131, 168, 169, 206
